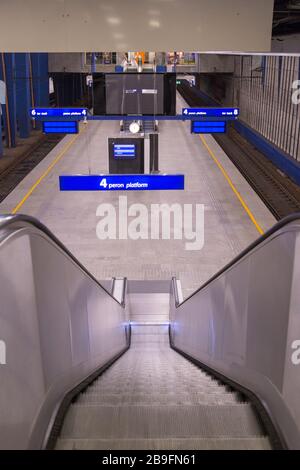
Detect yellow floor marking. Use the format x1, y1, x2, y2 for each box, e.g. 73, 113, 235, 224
200, 134, 264, 235
12, 129, 83, 214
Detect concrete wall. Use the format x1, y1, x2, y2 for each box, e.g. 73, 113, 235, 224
272, 34, 300, 54
0, 0, 274, 53
199, 55, 235, 73
198, 73, 234, 105
48, 53, 85, 73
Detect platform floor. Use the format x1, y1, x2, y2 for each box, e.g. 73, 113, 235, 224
0, 96, 275, 298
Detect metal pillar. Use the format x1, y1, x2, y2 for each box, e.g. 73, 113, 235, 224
0, 79, 5, 156
196, 53, 201, 73
0, 53, 17, 148
91, 53, 96, 73
0, 107, 3, 156
149, 133, 159, 173
15, 53, 31, 138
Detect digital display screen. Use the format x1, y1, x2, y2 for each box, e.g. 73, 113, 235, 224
42, 121, 79, 134
106, 74, 164, 115
191, 121, 226, 134
93, 73, 176, 116
113, 144, 136, 160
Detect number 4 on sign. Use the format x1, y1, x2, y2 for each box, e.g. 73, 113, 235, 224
100, 178, 108, 189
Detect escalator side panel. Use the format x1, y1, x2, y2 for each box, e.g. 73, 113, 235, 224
170, 222, 300, 449
0, 227, 129, 450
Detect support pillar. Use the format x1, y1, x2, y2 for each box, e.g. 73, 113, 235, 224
149, 133, 159, 173
91, 53, 96, 73
31, 53, 49, 107
0, 111, 3, 156
15, 53, 31, 138
0, 53, 17, 147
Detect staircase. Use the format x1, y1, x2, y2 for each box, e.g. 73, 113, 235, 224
55, 292, 271, 450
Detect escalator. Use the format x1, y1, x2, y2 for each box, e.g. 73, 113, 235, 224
1, 214, 300, 450
56, 324, 270, 450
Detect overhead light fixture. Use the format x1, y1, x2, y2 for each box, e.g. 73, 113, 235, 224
149, 19, 160, 28
107, 17, 121, 25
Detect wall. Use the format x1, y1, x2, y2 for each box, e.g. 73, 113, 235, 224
198, 73, 234, 106
48, 53, 85, 73
272, 34, 300, 54
199, 54, 300, 162
199, 54, 235, 73
234, 55, 300, 161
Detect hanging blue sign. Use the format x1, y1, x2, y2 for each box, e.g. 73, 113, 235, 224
59, 174, 185, 191
182, 108, 239, 118
30, 108, 88, 120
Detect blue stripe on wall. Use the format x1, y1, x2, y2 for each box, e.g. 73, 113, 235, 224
234, 120, 300, 186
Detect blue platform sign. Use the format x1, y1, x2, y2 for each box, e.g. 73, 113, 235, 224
60, 174, 185, 191
43, 121, 79, 134
182, 108, 239, 118
191, 121, 226, 134
30, 108, 88, 120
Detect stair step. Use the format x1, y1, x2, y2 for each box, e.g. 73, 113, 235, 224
87, 381, 230, 391
60, 404, 264, 439
56, 436, 271, 450
130, 314, 169, 322
76, 392, 240, 406
129, 294, 169, 323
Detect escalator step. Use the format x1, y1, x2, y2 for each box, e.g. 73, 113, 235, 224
60, 404, 265, 439
55, 323, 270, 450
76, 392, 240, 406
56, 437, 271, 450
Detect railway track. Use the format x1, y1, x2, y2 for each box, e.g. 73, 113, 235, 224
0, 135, 62, 204
215, 128, 300, 220
178, 81, 300, 220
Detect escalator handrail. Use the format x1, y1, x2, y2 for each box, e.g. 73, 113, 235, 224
174, 212, 300, 307
0, 213, 126, 307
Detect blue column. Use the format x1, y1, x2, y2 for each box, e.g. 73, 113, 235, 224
15, 53, 31, 138
31, 53, 49, 107
0, 53, 17, 148
31, 53, 49, 129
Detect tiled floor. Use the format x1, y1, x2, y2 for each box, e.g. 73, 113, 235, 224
0, 95, 275, 298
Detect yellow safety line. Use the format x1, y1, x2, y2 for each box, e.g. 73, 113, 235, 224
12, 130, 82, 214
199, 135, 264, 235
